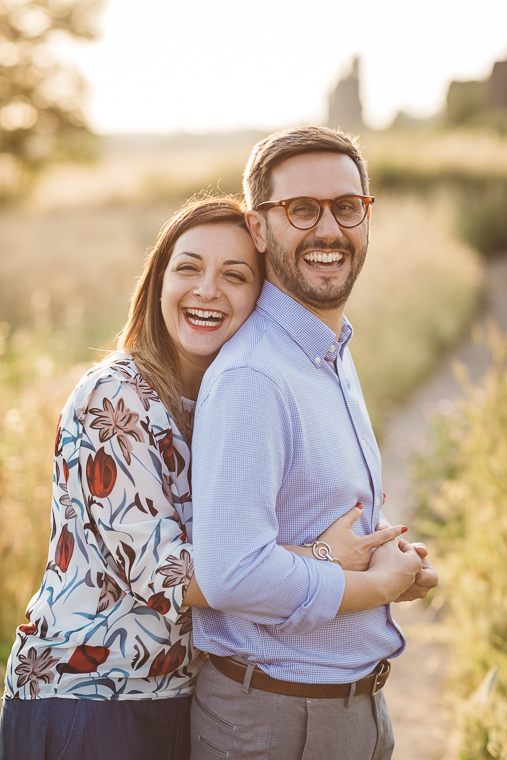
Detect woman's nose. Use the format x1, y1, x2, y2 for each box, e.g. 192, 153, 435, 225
193, 271, 220, 301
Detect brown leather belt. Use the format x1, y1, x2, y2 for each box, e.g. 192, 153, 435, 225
209, 654, 391, 699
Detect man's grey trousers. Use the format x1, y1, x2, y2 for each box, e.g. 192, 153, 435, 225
190, 658, 395, 760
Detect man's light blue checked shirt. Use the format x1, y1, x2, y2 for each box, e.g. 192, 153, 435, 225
191, 281, 405, 684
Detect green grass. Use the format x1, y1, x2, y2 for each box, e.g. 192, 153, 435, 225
414, 328, 507, 758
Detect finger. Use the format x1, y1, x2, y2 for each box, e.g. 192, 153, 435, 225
414, 566, 438, 588
398, 541, 421, 562
336, 503, 364, 528
375, 521, 389, 531
366, 524, 408, 547
412, 542, 429, 558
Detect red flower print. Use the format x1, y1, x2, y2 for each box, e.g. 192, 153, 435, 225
147, 592, 171, 615
56, 645, 110, 676
62, 459, 69, 484
86, 447, 117, 498
148, 640, 186, 677
55, 524, 74, 573
19, 624, 38, 636
159, 430, 175, 472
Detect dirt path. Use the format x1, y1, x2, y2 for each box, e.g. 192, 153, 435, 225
379, 257, 507, 760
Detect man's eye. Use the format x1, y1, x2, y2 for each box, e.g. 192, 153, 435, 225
336, 199, 360, 213
291, 203, 317, 219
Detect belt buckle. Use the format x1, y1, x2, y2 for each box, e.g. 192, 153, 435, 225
372, 661, 390, 696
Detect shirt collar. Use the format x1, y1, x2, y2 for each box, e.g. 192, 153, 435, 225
256, 281, 353, 366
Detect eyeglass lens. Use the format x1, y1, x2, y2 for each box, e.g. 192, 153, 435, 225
287, 197, 366, 229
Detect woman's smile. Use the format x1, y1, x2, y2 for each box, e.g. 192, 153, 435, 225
182, 307, 227, 329
161, 223, 263, 371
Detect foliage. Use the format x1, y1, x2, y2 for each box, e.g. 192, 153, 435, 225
0, 325, 90, 691
0, 0, 103, 201
347, 193, 481, 429
0, 191, 482, 683
414, 329, 507, 758
458, 187, 507, 257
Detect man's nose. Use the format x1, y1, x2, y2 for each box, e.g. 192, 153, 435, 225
313, 204, 343, 239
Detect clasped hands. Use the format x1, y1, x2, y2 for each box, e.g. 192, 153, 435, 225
317, 504, 438, 602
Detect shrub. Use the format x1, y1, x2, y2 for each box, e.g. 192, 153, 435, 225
414, 328, 507, 758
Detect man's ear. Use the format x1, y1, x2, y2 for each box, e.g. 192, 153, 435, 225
366, 206, 372, 245
245, 210, 268, 253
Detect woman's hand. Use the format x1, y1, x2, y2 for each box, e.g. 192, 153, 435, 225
318, 504, 408, 571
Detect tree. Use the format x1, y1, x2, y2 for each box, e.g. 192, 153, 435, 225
0, 0, 104, 201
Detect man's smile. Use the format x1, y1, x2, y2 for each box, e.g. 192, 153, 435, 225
302, 251, 345, 268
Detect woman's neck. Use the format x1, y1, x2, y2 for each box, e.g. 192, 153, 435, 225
178, 354, 215, 401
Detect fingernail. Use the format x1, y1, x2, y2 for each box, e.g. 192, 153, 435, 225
357, 503, 363, 509
401, 526, 408, 533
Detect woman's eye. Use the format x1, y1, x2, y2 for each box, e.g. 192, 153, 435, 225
176, 264, 198, 272
225, 272, 246, 282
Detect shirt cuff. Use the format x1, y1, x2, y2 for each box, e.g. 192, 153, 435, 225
277, 556, 345, 636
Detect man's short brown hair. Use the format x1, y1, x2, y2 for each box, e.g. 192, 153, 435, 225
243, 126, 370, 209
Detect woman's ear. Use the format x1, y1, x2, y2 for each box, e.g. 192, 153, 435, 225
244, 210, 268, 253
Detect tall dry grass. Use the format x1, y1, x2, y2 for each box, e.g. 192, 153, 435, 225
0, 129, 485, 689
414, 328, 507, 759
0, 188, 481, 684
347, 192, 481, 428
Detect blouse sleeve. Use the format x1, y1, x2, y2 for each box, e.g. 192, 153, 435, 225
75, 374, 193, 618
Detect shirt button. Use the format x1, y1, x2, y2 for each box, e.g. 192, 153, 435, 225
329, 345, 336, 353
315, 356, 321, 364
362, 440, 366, 447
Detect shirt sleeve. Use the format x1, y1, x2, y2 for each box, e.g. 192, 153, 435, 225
192, 367, 344, 636
76, 376, 193, 620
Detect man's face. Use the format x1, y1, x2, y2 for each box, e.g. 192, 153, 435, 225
256, 152, 370, 314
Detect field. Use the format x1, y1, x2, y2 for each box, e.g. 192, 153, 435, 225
0, 126, 499, 707
414, 329, 507, 758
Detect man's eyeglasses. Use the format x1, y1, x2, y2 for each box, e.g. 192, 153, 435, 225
255, 195, 375, 231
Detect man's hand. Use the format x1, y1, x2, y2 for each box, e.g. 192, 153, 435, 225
366, 537, 423, 604
317, 504, 408, 571
393, 540, 439, 602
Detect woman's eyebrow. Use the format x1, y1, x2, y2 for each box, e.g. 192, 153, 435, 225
223, 260, 255, 274
173, 252, 202, 260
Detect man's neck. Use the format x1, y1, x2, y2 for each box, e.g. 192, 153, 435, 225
266, 274, 345, 337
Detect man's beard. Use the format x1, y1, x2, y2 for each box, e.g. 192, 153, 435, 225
265, 226, 368, 312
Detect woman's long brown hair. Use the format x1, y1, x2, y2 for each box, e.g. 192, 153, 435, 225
117, 197, 249, 425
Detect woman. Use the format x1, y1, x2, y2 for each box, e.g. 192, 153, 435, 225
0, 198, 264, 760
0, 197, 405, 760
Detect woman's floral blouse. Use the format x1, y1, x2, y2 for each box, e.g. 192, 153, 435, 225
4, 354, 201, 700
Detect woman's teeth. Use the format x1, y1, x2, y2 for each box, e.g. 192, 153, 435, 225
303, 252, 344, 264
184, 308, 225, 326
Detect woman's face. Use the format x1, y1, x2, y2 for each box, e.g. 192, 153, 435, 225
161, 223, 263, 370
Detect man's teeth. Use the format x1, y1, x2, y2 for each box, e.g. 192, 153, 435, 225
303, 252, 344, 264
185, 308, 225, 326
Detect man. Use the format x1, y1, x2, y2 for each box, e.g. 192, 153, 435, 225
190, 126, 438, 759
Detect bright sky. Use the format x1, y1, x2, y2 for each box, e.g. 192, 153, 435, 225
69, 0, 507, 134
